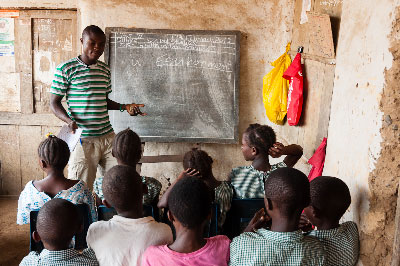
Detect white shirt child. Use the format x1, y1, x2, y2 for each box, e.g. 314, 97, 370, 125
86, 215, 172, 266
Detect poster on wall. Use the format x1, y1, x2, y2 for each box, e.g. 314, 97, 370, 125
0, 17, 15, 56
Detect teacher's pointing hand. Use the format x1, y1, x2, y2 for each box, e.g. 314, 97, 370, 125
125, 103, 147, 116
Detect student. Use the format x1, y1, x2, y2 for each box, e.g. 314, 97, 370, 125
142, 177, 231, 266
20, 198, 99, 266
92, 128, 162, 206
17, 136, 96, 225
86, 165, 172, 266
50, 25, 146, 190
158, 148, 233, 228
229, 123, 303, 199
230, 167, 326, 266
303, 176, 359, 266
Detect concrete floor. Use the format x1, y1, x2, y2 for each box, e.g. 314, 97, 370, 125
0, 197, 29, 266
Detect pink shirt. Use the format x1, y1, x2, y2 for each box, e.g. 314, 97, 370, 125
141, 235, 230, 266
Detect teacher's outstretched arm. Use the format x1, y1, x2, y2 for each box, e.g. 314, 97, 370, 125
106, 96, 147, 116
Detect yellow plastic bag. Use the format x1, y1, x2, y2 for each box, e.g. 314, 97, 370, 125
262, 43, 292, 125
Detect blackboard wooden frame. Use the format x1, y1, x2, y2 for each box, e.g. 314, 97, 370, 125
104, 27, 240, 144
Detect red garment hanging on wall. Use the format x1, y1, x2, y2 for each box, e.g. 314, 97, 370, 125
283, 52, 303, 126
308, 138, 327, 182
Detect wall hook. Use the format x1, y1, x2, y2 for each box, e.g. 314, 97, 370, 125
297, 46, 304, 53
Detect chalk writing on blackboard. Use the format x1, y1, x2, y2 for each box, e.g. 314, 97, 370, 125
105, 28, 240, 144
319, 0, 343, 7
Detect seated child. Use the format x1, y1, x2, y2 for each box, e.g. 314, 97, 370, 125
20, 198, 98, 266
158, 148, 233, 228
229, 123, 303, 199
92, 128, 161, 206
17, 135, 96, 225
87, 165, 172, 266
230, 167, 326, 266
142, 177, 231, 266
303, 176, 359, 266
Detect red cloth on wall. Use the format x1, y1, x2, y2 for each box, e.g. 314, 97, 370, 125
308, 137, 327, 182
283, 53, 303, 126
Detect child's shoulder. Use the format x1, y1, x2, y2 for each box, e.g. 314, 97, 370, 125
230, 165, 254, 177
208, 234, 231, 244
341, 221, 358, 231
308, 221, 359, 240
146, 219, 172, 233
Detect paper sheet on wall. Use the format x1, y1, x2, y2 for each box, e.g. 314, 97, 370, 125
300, 0, 311, 24
57, 125, 83, 152
0, 17, 14, 56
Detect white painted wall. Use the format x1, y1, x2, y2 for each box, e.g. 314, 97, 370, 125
324, 0, 396, 233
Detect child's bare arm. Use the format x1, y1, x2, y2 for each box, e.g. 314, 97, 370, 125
269, 143, 303, 168
50, 94, 78, 133
157, 168, 199, 208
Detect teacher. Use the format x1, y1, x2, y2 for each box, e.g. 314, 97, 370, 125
49, 25, 146, 189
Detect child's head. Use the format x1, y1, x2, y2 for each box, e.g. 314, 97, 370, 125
102, 165, 143, 213
242, 123, 276, 160
80, 25, 106, 62
112, 129, 142, 166
304, 176, 351, 227
33, 198, 81, 250
168, 176, 212, 230
38, 135, 70, 171
264, 167, 310, 221
182, 148, 213, 178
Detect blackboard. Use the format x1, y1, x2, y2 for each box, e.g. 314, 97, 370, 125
105, 28, 240, 143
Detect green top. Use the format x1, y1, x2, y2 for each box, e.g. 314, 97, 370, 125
230, 162, 287, 199
50, 57, 113, 138
307, 221, 359, 266
230, 229, 326, 266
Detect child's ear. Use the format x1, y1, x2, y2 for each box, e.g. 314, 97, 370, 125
102, 199, 112, 208
32, 231, 41, 243
39, 159, 47, 169
264, 197, 273, 211
167, 210, 175, 223
80, 37, 83, 44
251, 146, 258, 156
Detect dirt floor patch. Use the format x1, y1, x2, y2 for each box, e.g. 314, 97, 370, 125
0, 197, 29, 266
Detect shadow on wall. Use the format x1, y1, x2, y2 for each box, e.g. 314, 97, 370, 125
352, 186, 369, 225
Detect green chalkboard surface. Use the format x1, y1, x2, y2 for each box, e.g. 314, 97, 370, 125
105, 28, 240, 143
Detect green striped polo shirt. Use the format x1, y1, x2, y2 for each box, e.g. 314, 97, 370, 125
50, 57, 113, 138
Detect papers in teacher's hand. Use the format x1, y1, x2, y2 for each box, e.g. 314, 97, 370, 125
57, 125, 83, 152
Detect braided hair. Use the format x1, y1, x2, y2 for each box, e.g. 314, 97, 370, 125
244, 123, 276, 155
183, 148, 213, 178
112, 129, 142, 165
38, 136, 70, 170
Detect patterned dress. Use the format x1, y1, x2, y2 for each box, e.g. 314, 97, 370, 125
214, 181, 234, 228
306, 221, 359, 266
229, 162, 287, 199
17, 180, 97, 225
93, 176, 162, 205
20, 248, 99, 266
230, 229, 326, 266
